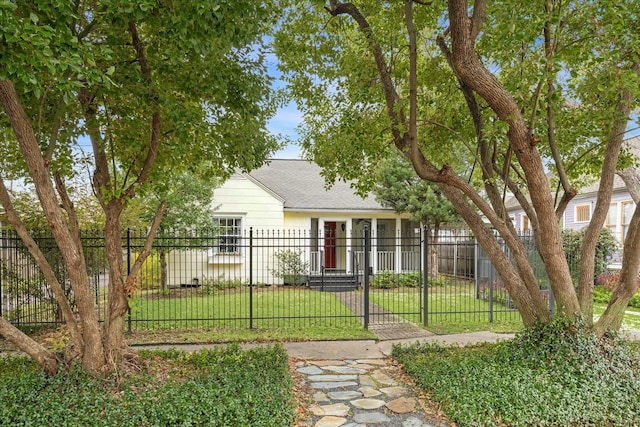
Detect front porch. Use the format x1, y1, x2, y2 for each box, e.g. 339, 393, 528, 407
308, 217, 421, 275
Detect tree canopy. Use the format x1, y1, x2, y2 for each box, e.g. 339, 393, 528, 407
0, 0, 280, 375
374, 153, 460, 232
275, 0, 640, 333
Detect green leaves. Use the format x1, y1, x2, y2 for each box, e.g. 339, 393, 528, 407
393, 320, 640, 426
0, 345, 295, 426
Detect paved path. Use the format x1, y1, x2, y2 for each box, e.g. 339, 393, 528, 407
288, 332, 513, 426
294, 356, 444, 427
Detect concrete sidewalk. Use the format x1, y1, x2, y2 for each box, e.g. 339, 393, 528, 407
136, 331, 516, 359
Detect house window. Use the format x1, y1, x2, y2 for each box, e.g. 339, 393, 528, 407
214, 217, 242, 254
575, 204, 591, 223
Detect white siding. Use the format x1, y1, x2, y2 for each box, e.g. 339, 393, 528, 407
212, 175, 285, 229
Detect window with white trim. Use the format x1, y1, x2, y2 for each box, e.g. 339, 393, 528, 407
575, 204, 591, 223
213, 217, 242, 254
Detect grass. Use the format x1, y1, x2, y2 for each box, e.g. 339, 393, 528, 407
393, 318, 640, 426
370, 280, 525, 335
126, 287, 376, 344
126, 324, 375, 345
0, 344, 295, 427
131, 287, 358, 328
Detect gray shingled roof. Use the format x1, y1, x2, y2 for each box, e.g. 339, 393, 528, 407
247, 159, 390, 211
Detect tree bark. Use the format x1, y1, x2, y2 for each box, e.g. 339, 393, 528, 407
618, 167, 640, 204
0, 79, 107, 374
446, 0, 579, 317
0, 318, 58, 375
577, 90, 632, 324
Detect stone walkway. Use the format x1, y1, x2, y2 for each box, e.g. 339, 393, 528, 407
294, 357, 448, 427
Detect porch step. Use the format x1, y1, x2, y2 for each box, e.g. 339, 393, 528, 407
308, 274, 358, 292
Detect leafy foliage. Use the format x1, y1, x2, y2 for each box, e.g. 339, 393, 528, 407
0, 345, 295, 426
371, 271, 422, 289
271, 250, 310, 285
563, 228, 620, 281
393, 318, 640, 426
373, 154, 460, 229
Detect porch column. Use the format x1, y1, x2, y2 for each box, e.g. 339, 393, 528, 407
346, 218, 353, 273
371, 218, 378, 274
318, 219, 325, 271
395, 218, 402, 274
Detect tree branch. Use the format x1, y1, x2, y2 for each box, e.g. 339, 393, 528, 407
326, 1, 405, 146
405, 0, 419, 163
0, 177, 83, 353
578, 60, 638, 317
543, 0, 575, 213
123, 22, 162, 201
124, 201, 167, 296
54, 173, 83, 251
470, 0, 488, 41
0, 318, 58, 375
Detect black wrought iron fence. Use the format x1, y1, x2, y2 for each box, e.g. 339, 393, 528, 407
1, 227, 586, 333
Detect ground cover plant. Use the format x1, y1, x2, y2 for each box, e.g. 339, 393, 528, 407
0, 345, 295, 427
393, 318, 640, 426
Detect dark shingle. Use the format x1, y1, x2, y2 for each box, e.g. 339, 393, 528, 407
248, 159, 389, 211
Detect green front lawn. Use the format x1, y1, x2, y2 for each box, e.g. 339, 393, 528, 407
127, 287, 374, 343
132, 287, 360, 328
370, 284, 524, 335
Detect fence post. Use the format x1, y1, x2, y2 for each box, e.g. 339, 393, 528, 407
0, 230, 3, 319
363, 226, 370, 329
249, 227, 254, 329
126, 228, 132, 333
423, 226, 429, 326
488, 252, 494, 323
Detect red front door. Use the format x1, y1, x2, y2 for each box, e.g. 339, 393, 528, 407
324, 222, 337, 269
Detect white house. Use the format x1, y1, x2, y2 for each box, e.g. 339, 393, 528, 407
165, 159, 421, 287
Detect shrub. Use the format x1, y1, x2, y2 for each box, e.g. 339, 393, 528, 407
371, 270, 397, 289
199, 274, 244, 294
271, 250, 309, 285
371, 271, 424, 289
0, 345, 295, 427
596, 271, 621, 290
562, 228, 619, 282
393, 318, 640, 426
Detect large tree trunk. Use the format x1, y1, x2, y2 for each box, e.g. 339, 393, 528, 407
446, 0, 579, 317
0, 80, 107, 375
103, 204, 130, 356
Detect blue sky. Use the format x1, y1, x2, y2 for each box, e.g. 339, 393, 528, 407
267, 100, 303, 159
265, 50, 303, 159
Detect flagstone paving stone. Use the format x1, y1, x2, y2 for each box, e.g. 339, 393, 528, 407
295, 357, 448, 427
